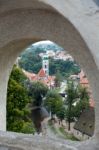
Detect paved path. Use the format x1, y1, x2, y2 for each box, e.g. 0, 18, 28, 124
46, 119, 67, 140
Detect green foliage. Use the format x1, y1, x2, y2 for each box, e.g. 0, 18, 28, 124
78, 85, 89, 100
7, 79, 28, 110
59, 127, 79, 141
10, 65, 27, 85
65, 81, 78, 130
21, 42, 63, 55
19, 47, 80, 78
19, 53, 42, 73
65, 81, 90, 130
73, 86, 90, 118
28, 81, 48, 106
48, 120, 79, 141
44, 90, 63, 117
7, 66, 35, 133
56, 107, 66, 121
49, 58, 80, 78
54, 71, 62, 87
21, 121, 36, 134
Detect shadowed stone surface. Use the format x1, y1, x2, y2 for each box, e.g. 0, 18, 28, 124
0, 131, 98, 150
0, 131, 78, 150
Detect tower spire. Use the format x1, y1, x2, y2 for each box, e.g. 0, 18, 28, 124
42, 54, 49, 76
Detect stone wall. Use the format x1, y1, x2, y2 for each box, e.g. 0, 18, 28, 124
0, 0, 99, 149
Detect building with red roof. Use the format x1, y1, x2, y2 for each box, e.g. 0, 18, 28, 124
73, 70, 95, 140
78, 70, 95, 108
23, 54, 55, 88
38, 68, 46, 78
80, 78, 89, 88
23, 68, 55, 89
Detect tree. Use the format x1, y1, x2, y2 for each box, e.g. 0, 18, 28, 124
54, 71, 62, 87
65, 81, 78, 131
56, 106, 66, 123
19, 53, 42, 73
7, 66, 35, 133
73, 85, 90, 118
44, 90, 63, 118
28, 81, 48, 107
10, 65, 27, 85
65, 81, 90, 131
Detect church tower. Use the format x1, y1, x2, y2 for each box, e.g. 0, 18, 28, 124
42, 54, 49, 76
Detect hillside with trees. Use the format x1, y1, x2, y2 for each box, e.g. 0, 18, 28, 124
19, 42, 80, 78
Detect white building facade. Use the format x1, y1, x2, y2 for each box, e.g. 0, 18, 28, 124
42, 55, 49, 76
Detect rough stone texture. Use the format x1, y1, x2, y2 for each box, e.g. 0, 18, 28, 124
0, 131, 99, 150
0, 131, 91, 150
0, 0, 99, 149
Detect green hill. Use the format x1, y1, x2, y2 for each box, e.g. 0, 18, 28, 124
19, 42, 80, 78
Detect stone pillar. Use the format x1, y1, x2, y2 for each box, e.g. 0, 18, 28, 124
85, 68, 99, 139
92, 71, 99, 138
0, 40, 36, 131
0, 59, 9, 131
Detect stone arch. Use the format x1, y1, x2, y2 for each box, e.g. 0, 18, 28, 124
0, 6, 99, 140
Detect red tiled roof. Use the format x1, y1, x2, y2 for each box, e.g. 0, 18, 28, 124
23, 70, 36, 80
80, 78, 89, 84
79, 70, 85, 79
23, 68, 55, 88
48, 76, 55, 81
38, 68, 46, 77
31, 75, 38, 81
90, 99, 95, 108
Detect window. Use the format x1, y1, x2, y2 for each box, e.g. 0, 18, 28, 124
45, 65, 47, 68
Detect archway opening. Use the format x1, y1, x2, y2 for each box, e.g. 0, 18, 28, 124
7, 40, 95, 141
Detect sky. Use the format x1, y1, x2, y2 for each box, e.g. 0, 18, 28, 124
32, 40, 54, 46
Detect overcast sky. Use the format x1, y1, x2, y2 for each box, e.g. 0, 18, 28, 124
32, 40, 54, 46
